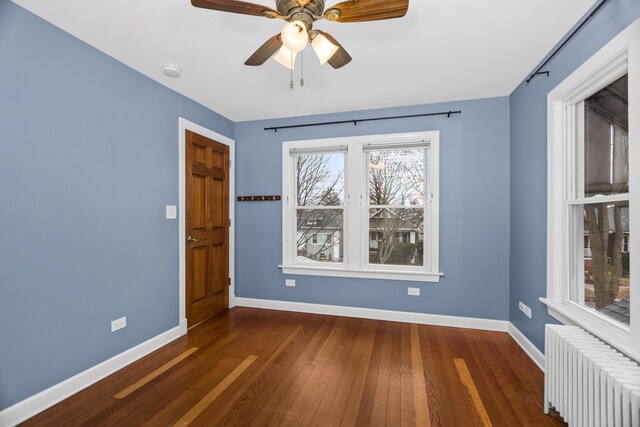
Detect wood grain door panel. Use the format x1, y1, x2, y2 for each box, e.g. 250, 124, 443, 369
186, 131, 229, 327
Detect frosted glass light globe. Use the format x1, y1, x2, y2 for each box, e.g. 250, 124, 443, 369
311, 33, 339, 65
273, 45, 297, 70
281, 21, 309, 53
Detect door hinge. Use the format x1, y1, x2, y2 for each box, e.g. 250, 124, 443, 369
228, 159, 232, 169
228, 277, 231, 286
229, 218, 231, 227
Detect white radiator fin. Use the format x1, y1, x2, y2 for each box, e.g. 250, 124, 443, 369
545, 325, 640, 427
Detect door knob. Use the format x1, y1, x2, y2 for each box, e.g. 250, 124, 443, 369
187, 236, 200, 242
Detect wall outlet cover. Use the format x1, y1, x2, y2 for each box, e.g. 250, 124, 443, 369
518, 301, 532, 319
166, 205, 177, 220
111, 316, 127, 332
285, 279, 296, 287
408, 287, 420, 296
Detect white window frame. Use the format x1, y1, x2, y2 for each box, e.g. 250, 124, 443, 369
281, 131, 442, 283
542, 18, 640, 360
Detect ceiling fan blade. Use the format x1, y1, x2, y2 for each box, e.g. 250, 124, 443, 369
245, 34, 283, 66
191, 0, 278, 18
316, 31, 352, 69
325, 0, 408, 23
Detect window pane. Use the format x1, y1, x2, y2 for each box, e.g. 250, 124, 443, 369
368, 149, 425, 206
296, 208, 343, 263
581, 201, 630, 325
584, 74, 629, 197
369, 208, 424, 266
296, 153, 344, 206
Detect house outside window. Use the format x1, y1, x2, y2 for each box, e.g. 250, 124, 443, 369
281, 131, 441, 282
544, 19, 639, 358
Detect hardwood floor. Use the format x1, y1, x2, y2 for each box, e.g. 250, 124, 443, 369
23, 308, 565, 426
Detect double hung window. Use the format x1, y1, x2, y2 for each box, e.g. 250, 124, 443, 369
282, 132, 441, 282
545, 19, 639, 357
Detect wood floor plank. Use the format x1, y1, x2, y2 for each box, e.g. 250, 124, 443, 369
470, 330, 564, 426
411, 324, 431, 427
400, 323, 418, 427
339, 320, 378, 427
277, 318, 359, 426
246, 317, 336, 426
454, 358, 493, 427
173, 354, 258, 426
371, 321, 394, 426
428, 326, 481, 426
194, 324, 306, 426
417, 327, 442, 426
354, 321, 385, 425
386, 322, 403, 426
313, 321, 376, 426
114, 347, 199, 399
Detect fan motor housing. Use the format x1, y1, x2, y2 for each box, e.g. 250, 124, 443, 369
276, 0, 325, 18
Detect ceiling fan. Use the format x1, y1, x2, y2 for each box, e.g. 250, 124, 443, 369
191, 0, 409, 70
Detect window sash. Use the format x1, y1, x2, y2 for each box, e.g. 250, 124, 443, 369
364, 146, 429, 271
291, 147, 347, 266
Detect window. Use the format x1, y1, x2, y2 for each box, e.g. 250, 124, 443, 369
545, 19, 639, 358
282, 132, 441, 282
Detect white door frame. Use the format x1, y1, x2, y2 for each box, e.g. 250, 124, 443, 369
178, 117, 236, 334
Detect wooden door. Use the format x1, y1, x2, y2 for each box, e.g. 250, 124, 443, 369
186, 130, 229, 327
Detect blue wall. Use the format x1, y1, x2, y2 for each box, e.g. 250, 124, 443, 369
0, 0, 233, 410
509, 0, 640, 352
234, 97, 511, 321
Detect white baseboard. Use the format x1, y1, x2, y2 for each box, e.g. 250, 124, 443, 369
0, 324, 187, 427
508, 322, 546, 371
235, 297, 509, 332
179, 318, 188, 335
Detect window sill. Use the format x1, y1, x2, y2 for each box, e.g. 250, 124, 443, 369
540, 297, 638, 362
280, 264, 442, 283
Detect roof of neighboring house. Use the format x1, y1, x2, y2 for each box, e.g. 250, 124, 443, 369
298, 212, 423, 232
369, 217, 421, 232
598, 297, 630, 325
297, 214, 343, 230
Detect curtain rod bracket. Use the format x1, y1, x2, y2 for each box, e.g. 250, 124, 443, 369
526, 71, 550, 84
526, 0, 609, 85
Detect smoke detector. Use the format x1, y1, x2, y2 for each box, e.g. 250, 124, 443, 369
162, 64, 182, 78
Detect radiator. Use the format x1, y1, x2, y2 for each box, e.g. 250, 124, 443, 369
545, 325, 640, 427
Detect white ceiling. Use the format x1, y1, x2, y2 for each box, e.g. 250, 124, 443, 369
12, 0, 595, 122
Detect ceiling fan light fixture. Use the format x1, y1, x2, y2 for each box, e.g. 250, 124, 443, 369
273, 45, 297, 70
281, 20, 309, 53
311, 33, 339, 65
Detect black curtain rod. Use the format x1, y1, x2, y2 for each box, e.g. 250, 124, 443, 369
526, 0, 610, 84
264, 110, 462, 132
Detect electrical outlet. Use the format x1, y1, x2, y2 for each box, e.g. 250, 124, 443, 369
408, 287, 420, 296
111, 316, 127, 332
518, 301, 532, 319
286, 279, 296, 287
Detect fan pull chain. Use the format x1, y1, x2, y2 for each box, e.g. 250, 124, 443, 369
290, 51, 294, 89
300, 50, 305, 87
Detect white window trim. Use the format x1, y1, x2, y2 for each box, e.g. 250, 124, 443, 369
542, 17, 640, 360
281, 131, 442, 283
